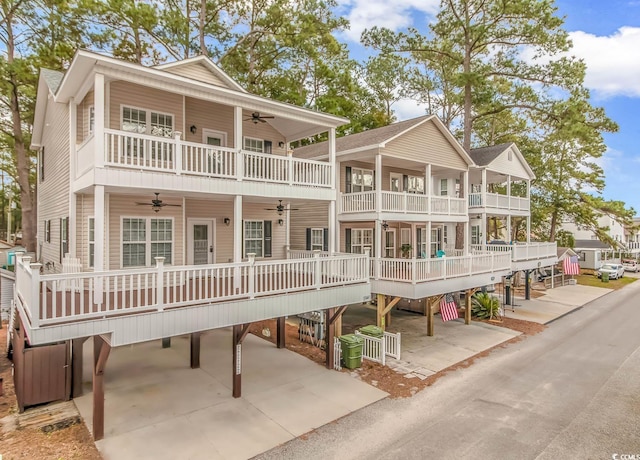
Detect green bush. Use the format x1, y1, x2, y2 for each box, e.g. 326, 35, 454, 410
471, 292, 501, 320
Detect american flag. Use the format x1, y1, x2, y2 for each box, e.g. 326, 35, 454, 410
563, 255, 580, 275
440, 293, 459, 322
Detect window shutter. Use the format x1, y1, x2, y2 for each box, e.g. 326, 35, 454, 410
59, 218, 63, 263
403, 175, 408, 192
263, 220, 272, 257
264, 140, 272, 154
372, 228, 375, 257
306, 228, 311, 250
345, 166, 352, 193
323, 228, 329, 251
372, 170, 376, 191
345, 228, 351, 253
417, 228, 422, 258
39, 147, 45, 182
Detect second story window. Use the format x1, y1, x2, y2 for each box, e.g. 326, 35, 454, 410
122, 107, 147, 134
407, 176, 424, 194
88, 106, 95, 135
440, 179, 448, 196
351, 168, 374, 193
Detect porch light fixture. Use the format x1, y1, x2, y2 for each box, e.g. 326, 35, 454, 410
190, 125, 197, 134
381, 220, 389, 231
278, 141, 285, 148
223, 217, 230, 226
278, 219, 284, 226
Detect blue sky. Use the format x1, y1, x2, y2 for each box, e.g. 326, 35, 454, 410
335, 0, 640, 216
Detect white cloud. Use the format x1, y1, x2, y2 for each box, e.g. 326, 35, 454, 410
336, 0, 440, 42
568, 27, 640, 98
392, 98, 429, 121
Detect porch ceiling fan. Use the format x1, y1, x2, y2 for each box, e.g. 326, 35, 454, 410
265, 200, 299, 216
245, 111, 274, 124
135, 193, 181, 213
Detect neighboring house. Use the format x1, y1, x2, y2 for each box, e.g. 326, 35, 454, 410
16, 50, 370, 438
623, 217, 640, 254
573, 239, 619, 270
295, 118, 556, 325
560, 215, 626, 246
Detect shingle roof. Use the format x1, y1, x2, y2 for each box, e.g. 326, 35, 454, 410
295, 115, 432, 157
40, 68, 64, 93
573, 239, 612, 249
469, 142, 514, 166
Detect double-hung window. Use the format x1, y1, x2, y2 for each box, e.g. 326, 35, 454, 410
88, 106, 95, 135
351, 229, 373, 254
89, 217, 95, 267
122, 217, 173, 267
351, 168, 374, 193
244, 220, 264, 257
310, 228, 324, 251
407, 175, 424, 194
440, 179, 448, 196
122, 106, 173, 161
244, 137, 264, 153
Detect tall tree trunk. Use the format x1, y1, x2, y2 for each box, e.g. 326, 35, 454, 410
5, 6, 36, 251
198, 0, 207, 55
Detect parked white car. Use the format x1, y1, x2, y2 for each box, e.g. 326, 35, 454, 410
622, 259, 639, 272
597, 263, 625, 280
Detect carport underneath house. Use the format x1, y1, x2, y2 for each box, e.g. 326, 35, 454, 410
11, 252, 370, 440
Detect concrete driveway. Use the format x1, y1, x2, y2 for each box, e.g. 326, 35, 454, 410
74, 329, 387, 460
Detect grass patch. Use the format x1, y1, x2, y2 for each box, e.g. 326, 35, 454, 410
576, 274, 637, 289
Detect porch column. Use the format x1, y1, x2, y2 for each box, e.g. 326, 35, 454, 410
328, 201, 336, 255
481, 168, 487, 207
463, 170, 469, 214
507, 215, 512, 243
94, 73, 105, 168
507, 175, 512, 213
190, 332, 201, 369
482, 212, 487, 249
526, 180, 531, 243
335, 160, 341, 252
93, 334, 111, 441
285, 204, 291, 251
233, 195, 243, 293
525, 269, 531, 300
93, 185, 106, 303
375, 153, 382, 213
375, 220, 382, 279
276, 317, 286, 349
426, 164, 432, 214
234, 106, 243, 181
329, 128, 336, 188
526, 216, 531, 243
426, 221, 431, 258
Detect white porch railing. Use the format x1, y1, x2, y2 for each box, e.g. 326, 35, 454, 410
340, 191, 466, 215
471, 242, 557, 261
76, 135, 96, 175
468, 192, 530, 211
372, 252, 512, 283
15, 253, 368, 327
98, 129, 332, 188
626, 242, 640, 250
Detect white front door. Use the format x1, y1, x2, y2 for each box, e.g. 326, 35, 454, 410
188, 219, 214, 265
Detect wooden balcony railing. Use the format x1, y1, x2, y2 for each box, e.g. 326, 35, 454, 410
14, 253, 368, 328
77, 129, 333, 188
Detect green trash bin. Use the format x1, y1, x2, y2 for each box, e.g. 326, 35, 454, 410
339, 334, 363, 369
358, 325, 384, 339
601, 272, 609, 282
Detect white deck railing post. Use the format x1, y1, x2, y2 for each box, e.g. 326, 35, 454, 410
174, 132, 182, 175
26, 258, 40, 328
236, 150, 244, 181
412, 258, 417, 285
288, 154, 293, 185
248, 253, 256, 298
155, 257, 165, 311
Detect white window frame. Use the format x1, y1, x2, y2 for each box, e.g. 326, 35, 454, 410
390, 173, 402, 192
407, 175, 425, 194
243, 136, 265, 153
471, 225, 481, 245
202, 129, 227, 147
400, 228, 411, 246
243, 220, 264, 257
120, 105, 174, 137
351, 228, 373, 255
88, 216, 95, 268
121, 216, 174, 268
352, 167, 374, 193
440, 178, 448, 196
431, 227, 442, 256
310, 228, 324, 251
384, 228, 396, 258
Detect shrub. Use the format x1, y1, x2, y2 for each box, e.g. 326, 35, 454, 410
471, 292, 501, 320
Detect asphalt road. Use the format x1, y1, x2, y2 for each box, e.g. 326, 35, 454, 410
257, 281, 640, 460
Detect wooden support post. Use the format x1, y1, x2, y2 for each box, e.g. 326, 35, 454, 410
325, 308, 336, 369
93, 335, 111, 441
465, 289, 473, 325
334, 314, 343, 338
426, 297, 434, 336
525, 269, 531, 300
232, 324, 250, 398
72, 337, 88, 398
162, 337, 171, 348
65, 340, 72, 401
190, 333, 201, 369
276, 317, 286, 349
376, 293, 386, 329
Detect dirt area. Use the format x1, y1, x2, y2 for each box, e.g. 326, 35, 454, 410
0, 322, 101, 460
249, 314, 545, 399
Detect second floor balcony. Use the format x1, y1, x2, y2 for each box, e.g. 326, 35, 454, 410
339, 190, 467, 219
468, 192, 530, 213
76, 129, 333, 197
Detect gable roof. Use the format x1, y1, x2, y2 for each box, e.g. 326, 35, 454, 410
573, 239, 612, 249
40, 68, 64, 93
470, 142, 535, 180
557, 247, 578, 261
31, 69, 65, 149
295, 115, 474, 165
154, 55, 247, 93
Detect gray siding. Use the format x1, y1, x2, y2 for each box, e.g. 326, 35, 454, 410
38, 99, 70, 273
290, 203, 330, 250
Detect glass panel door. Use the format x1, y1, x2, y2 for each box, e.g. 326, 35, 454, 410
384, 229, 396, 258
193, 224, 209, 265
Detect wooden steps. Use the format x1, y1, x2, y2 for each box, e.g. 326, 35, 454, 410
16, 400, 81, 432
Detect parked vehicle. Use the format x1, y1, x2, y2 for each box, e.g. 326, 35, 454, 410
597, 263, 625, 280
621, 259, 639, 272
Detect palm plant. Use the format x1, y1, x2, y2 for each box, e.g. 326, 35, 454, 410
471, 292, 501, 321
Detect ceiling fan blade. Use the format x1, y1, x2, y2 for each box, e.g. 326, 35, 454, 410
162, 203, 182, 207
135, 202, 151, 206
260, 116, 275, 119
257, 118, 267, 123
